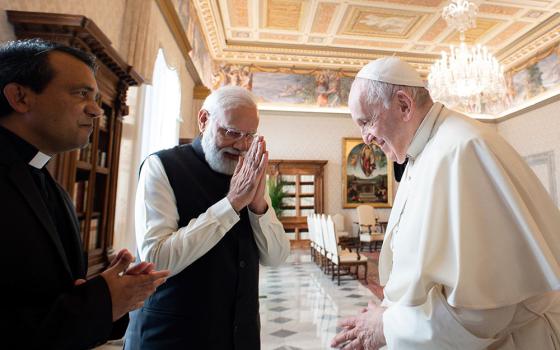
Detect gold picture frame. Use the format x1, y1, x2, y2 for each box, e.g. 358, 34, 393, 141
342, 137, 393, 208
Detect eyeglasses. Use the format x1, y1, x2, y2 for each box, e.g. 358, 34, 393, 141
216, 124, 258, 141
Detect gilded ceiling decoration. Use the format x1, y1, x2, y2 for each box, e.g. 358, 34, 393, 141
164, 0, 560, 116
187, 0, 560, 74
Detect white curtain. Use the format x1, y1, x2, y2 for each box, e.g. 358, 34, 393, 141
113, 48, 182, 254
140, 49, 182, 160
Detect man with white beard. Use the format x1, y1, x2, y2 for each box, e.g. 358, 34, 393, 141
125, 86, 290, 349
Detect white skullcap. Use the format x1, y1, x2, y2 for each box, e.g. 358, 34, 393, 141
356, 57, 425, 87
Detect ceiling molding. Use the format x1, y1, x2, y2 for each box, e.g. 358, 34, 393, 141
497, 13, 560, 69
190, 0, 560, 77
493, 91, 560, 123
155, 0, 202, 84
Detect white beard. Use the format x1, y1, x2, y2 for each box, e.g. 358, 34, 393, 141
201, 126, 241, 175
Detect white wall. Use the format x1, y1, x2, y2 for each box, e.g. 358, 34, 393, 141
258, 109, 395, 233
497, 99, 560, 207
258, 100, 559, 235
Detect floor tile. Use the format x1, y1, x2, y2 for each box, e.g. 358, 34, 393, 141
270, 329, 298, 338
270, 297, 288, 303
259, 250, 380, 349
271, 316, 293, 324
269, 306, 290, 312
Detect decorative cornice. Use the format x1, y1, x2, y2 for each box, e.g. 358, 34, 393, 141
492, 92, 560, 123
195, 0, 560, 77
223, 41, 439, 61
214, 51, 433, 74
156, 0, 202, 84
497, 13, 560, 70
195, 0, 222, 58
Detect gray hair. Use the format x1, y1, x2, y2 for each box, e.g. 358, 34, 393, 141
201, 85, 257, 120
349, 77, 432, 111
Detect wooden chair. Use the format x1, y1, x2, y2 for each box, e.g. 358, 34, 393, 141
356, 205, 377, 234
325, 215, 368, 286
359, 232, 385, 251
314, 214, 328, 271
331, 213, 352, 250
332, 213, 348, 238
356, 205, 384, 251
307, 214, 318, 263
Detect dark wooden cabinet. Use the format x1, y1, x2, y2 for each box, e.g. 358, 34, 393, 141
267, 160, 327, 247
8, 11, 142, 276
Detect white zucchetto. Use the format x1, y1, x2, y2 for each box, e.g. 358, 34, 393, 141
356, 57, 425, 87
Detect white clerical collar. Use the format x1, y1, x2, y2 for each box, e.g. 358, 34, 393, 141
406, 102, 444, 160
28, 151, 51, 169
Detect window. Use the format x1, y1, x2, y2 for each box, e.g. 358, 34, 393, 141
140, 49, 182, 159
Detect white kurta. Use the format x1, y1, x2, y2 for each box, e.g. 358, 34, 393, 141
379, 103, 560, 349
135, 154, 290, 277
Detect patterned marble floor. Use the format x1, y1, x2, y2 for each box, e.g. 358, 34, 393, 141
96, 250, 380, 350
259, 250, 381, 350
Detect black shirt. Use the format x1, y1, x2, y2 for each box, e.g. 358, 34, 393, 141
0, 126, 81, 278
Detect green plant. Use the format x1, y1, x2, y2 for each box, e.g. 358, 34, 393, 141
267, 176, 286, 217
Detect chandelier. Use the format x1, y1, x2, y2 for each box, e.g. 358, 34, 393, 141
428, 0, 508, 114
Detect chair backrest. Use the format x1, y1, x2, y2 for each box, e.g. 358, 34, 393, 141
325, 215, 340, 264
356, 205, 377, 227
320, 214, 331, 256
306, 214, 315, 244
314, 214, 325, 252
332, 213, 345, 232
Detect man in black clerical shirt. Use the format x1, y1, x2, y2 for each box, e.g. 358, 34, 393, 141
0, 39, 169, 349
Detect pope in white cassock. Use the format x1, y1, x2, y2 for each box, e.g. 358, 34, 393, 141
331, 57, 560, 350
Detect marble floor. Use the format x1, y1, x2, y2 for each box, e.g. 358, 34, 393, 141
97, 250, 380, 350
259, 250, 380, 350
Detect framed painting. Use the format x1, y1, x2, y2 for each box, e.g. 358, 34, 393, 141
342, 138, 393, 208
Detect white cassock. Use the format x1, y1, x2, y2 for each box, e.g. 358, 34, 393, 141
379, 102, 560, 349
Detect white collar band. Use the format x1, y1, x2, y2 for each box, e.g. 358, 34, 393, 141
29, 152, 51, 169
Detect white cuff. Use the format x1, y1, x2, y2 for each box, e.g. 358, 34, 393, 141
212, 197, 240, 235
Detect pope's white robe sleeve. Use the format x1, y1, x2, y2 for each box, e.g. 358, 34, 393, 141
382, 287, 518, 350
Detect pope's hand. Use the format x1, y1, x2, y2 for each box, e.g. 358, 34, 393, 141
331, 301, 386, 350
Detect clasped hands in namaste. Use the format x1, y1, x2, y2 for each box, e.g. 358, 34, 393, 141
227, 136, 269, 215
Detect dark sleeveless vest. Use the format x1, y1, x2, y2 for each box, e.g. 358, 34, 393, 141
125, 137, 260, 350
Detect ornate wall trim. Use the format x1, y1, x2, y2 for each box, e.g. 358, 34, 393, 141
156, 0, 202, 84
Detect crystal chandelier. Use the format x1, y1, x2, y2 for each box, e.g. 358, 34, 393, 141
428, 0, 508, 114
